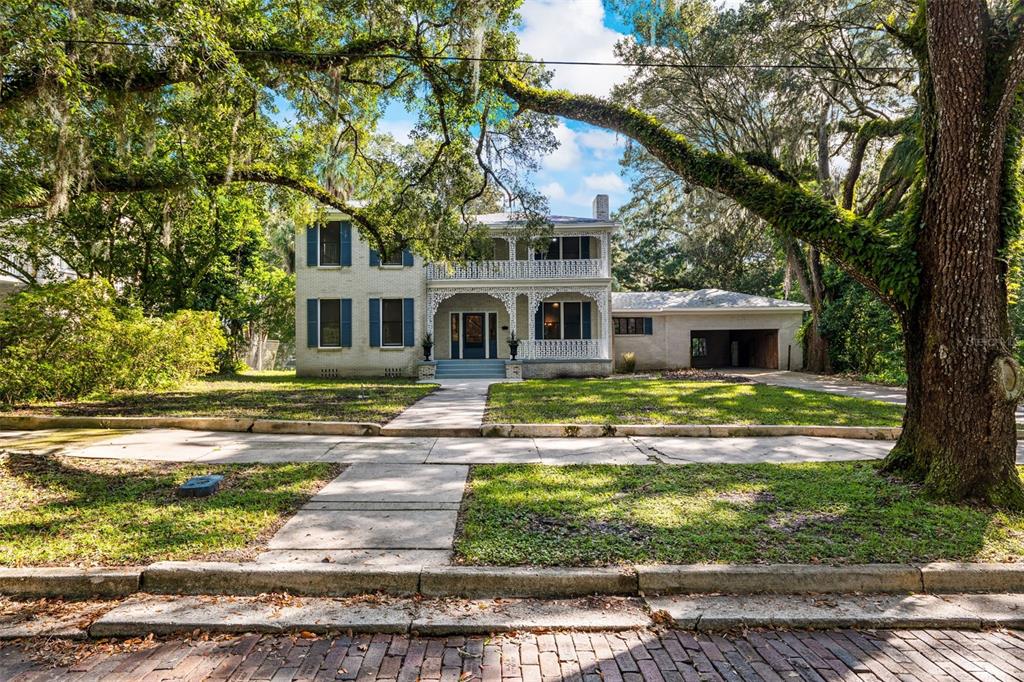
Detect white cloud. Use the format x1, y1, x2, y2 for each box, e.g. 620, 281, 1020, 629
542, 122, 582, 171
576, 129, 624, 158
517, 0, 628, 97
582, 172, 626, 193
539, 181, 567, 201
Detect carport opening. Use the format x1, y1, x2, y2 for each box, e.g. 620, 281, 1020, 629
690, 329, 780, 370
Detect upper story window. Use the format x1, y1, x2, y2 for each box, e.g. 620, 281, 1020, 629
320, 223, 341, 266
534, 236, 588, 260
380, 249, 404, 266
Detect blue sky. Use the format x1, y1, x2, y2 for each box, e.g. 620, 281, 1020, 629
381, 0, 638, 217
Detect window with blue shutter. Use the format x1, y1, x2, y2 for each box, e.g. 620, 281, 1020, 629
402, 248, 414, 267
644, 317, 654, 335
369, 248, 380, 266
340, 221, 352, 266
341, 298, 352, 347
582, 302, 592, 339
306, 227, 319, 267
368, 298, 381, 347
306, 299, 318, 347
403, 298, 415, 346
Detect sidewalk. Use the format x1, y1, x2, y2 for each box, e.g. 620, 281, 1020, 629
1, 428, 911, 465
383, 379, 499, 435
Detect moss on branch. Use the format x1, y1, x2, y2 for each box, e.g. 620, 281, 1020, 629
500, 76, 919, 308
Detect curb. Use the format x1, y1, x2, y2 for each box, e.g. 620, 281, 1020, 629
3, 562, 1024, 599
419, 566, 637, 598
143, 561, 419, 596
482, 423, 903, 440
0, 567, 141, 598
0, 414, 381, 437
1, 413, 902, 440
637, 564, 923, 595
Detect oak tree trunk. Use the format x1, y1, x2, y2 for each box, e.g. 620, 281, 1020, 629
881, 2, 1024, 506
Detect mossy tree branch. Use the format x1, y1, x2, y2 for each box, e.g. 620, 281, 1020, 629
17, 163, 390, 251
500, 76, 918, 308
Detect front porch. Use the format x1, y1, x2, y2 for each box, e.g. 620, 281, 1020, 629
426, 288, 612, 361
423, 287, 614, 378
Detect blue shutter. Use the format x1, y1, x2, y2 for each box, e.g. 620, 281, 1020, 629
369, 298, 380, 347
369, 248, 380, 266
340, 221, 352, 266
402, 248, 414, 267
403, 298, 415, 347
643, 317, 653, 335
306, 226, 319, 267
306, 299, 318, 347
582, 302, 592, 339
581, 237, 591, 259
341, 299, 352, 347
535, 305, 544, 340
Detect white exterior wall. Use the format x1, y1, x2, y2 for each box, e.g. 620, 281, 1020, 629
611, 310, 805, 371
295, 217, 426, 377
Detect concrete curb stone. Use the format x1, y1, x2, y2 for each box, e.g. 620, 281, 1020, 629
419, 566, 638, 598
0, 567, 140, 598
921, 561, 1024, 593
4, 563, 1024, 599
637, 564, 923, 595
481, 423, 902, 440
142, 561, 420, 596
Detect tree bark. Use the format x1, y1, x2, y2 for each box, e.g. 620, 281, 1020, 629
881, 2, 1024, 506
498, 0, 1024, 505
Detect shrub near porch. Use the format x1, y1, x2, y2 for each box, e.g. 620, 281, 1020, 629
486, 378, 903, 426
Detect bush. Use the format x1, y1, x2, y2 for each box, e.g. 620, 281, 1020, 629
620, 352, 637, 373
0, 279, 227, 403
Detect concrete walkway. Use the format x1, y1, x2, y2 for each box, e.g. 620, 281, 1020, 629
0, 427, 924, 465
382, 379, 500, 435
259, 463, 465, 567
728, 368, 908, 403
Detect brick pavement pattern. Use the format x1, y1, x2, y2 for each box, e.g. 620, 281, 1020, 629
2, 628, 1024, 681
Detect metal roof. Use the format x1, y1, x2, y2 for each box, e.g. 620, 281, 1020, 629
475, 212, 617, 228
611, 289, 811, 313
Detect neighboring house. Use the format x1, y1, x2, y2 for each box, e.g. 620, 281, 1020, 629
294, 194, 808, 379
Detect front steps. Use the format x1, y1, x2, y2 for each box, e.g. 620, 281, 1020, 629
434, 359, 506, 379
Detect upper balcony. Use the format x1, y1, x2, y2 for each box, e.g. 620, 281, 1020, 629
426, 232, 612, 282
426, 258, 609, 281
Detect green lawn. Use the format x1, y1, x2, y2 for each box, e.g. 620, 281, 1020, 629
0, 453, 340, 566
8, 371, 435, 424
486, 378, 903, 426
456, 463, 1024, 566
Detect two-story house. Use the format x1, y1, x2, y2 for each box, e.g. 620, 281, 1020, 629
295, 194, 809, 380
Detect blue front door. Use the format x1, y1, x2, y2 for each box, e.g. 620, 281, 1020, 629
462, 313, 486, 359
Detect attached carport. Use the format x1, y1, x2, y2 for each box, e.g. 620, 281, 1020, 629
690, 329, 779, 369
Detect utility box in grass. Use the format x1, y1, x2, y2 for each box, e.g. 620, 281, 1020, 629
177, 475, 224, 498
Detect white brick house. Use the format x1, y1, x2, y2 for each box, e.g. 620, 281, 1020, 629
294, 195, 808, 379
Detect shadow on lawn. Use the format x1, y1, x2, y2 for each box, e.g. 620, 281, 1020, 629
494, 379, 902, 425
0, 453, 332, 563
457, 462, 1004, 565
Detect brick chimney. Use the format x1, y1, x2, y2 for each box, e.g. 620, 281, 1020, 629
592, 194, 610, 221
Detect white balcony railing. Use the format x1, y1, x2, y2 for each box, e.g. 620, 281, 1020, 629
519, 338, 609, 360
426, 258, 608, 281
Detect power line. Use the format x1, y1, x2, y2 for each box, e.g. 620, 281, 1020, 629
61, 38, 917, 72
